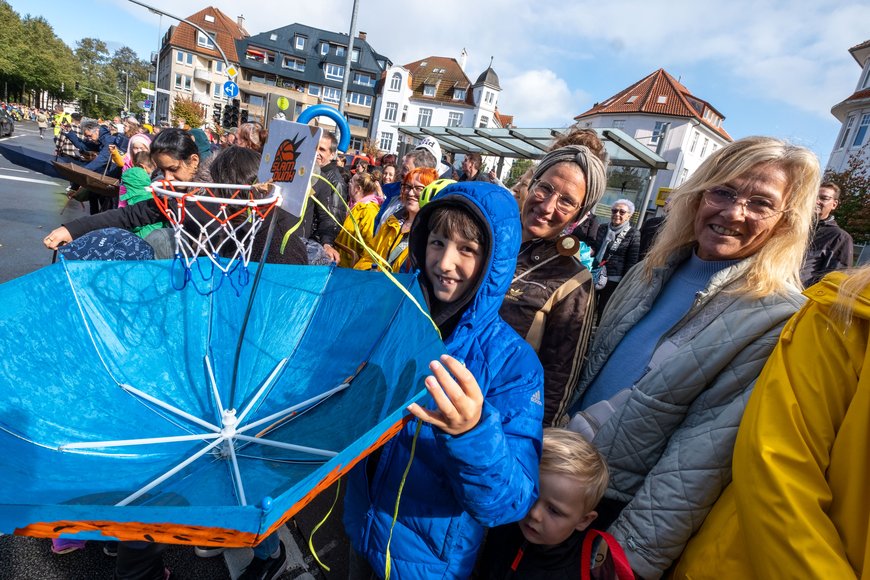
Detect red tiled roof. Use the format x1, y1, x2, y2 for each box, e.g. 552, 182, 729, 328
404, 56, 474, 107
168, 6, 248, 63
575, 69, 732, 141
845, 88, 870, 102
849, 39, 870, 66
494, 110, 514, 128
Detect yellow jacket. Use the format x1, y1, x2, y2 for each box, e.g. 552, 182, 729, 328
352, 214, 409, 272
673, 271, 870, 579
336, 198, 380, 268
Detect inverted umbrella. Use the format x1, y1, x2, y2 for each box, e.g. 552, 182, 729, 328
0, 258, 444, 547
52, 161, 119, 197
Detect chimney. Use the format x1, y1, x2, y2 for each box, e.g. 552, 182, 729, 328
459, 48, 468, 72
237, 15, 245, 28
358, 31, 367, 41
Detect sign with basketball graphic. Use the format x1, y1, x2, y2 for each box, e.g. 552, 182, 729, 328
257, 119, 323, 217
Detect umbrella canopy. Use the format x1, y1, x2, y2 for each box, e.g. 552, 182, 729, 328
52, 161, 119, 197
0, 143, 60, 178
0, 259, 444, 547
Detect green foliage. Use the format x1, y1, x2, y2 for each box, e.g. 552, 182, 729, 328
170, 95, 206, 129
504, 158, 533, 188
824, 145, 870, 244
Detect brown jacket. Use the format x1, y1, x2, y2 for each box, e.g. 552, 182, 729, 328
500, 238, 595, 426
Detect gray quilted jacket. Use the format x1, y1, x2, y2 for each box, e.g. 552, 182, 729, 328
566, 247, 804, 579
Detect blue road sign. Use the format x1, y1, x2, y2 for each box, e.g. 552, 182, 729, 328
223, 81, 239, 99
142, 99, 152, 111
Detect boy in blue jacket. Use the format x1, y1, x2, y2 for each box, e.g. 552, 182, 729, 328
343, 181, 545, 578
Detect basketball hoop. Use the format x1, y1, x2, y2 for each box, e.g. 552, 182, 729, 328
149, 180, 282, 293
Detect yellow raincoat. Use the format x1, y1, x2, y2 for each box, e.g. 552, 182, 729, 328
673, 271, 870, 579
352, 214, 409, 272
335, 197, 380, 268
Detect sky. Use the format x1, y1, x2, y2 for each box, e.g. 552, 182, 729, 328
13, 0, 870, 166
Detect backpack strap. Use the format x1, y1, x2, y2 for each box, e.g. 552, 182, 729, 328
581, 529, 634, 580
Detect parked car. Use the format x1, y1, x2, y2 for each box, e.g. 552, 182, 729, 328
0, 110, 14, 137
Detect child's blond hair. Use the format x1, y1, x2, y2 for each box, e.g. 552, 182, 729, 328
541, 428, 609, 507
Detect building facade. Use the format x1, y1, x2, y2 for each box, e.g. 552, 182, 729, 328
827, 40, 870, 173
370, 56, 506, 157
154, 7, 248, 126
574, 69, 732, 207
235, 25, 390, 152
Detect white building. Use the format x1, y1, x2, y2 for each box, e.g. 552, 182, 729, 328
574, 69, 732, 206
827, 39, 870, 173
155, 7, 247, 126
371, 55, 507, 157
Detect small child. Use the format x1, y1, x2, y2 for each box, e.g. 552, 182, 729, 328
120, 150, 162, 240
343, 182, 545, 578
477, 428, 628, 579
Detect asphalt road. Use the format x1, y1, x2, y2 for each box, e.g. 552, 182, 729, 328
0, 121, 349, 579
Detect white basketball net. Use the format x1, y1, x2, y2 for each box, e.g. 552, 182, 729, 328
149, 181, 282, 291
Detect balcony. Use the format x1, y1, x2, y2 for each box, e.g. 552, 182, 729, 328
193, 68, 211, 82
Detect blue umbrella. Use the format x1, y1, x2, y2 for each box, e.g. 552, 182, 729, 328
0, 259, 444, 547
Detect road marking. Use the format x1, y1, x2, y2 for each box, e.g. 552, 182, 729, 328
1, 167, 31, 173
0, 134, 22, 141
0, 175, 63, 186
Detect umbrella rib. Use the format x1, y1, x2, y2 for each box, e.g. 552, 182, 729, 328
236, 357, 289, 424
121, 383, 220, 433
116, 437, 225, 507
204, 354, 225, 417
226, 439, 247, 506
60, 433, 220, 450
237, 382, 350, 435
234, 434, 337, 458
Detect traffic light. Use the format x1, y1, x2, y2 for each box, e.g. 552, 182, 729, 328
229, 99, 240, 128
213, 103, 222, 124
240, 109, 249, 124
221, 105, 231, 128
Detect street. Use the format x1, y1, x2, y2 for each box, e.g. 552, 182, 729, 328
0, 121, 348, 579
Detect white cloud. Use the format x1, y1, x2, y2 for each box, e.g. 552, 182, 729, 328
501, 69, 591, 127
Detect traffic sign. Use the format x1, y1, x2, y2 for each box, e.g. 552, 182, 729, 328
276, 96, 290, 111
223, 81, 239, 99
226, 65, 238, 79
141, 88, 156, 96
142, 100, 152, 111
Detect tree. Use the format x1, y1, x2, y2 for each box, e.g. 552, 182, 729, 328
110, 46, 151, 114
170, 96, 205, 128
504, 158, 533, 188
824, 145, 870, 244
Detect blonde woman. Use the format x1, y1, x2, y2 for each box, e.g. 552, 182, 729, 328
564, 136, 820, 579
335, 172, 383, 267
675, 265, 870, 579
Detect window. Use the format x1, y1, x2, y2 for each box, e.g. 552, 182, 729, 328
270, 33, 278, 41
447, 112, 462, 127
389, 72, 402, 91
690, 131, 699, 152
650, 121, 668, 145
479, 115, 489, 128
320, 43, 329, 56
174, 74, 191, 91
484, 91, 494, 105
294, 35, 306, 50
346, 115, 369, 128
612, 119, 625, 130
837, 114, 856, 149
626, 95, 638, 103
384, 102, 398, 122
197, 31, 215, 49
379, 131, 394, 152
453, 88, 466, 100
335, 46, 346, 57
204, 14, 215, 23
214, 60, 225, 74
700, 137, 709, 157
417, 108, 432, 127
351, 48, 360, 63
656, 95, 667, 104
247, 94, 265, 107
423, 84, 436, 97
346, 92, 372, 107
350, 137, 364, 152
212, 83, 222, 98
322, 87, 340, 103
176, 50, 193, 65
852, 113, 870, 147
324, 64, 344, 81
401, 105, 408, 123
308, 84, 321, 96
282, 57, 305, 73
353, 72, 375, 87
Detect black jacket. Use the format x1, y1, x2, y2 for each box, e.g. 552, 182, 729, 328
308, 160, 347, 247
594, 225, 641, 280
639, 215, 665, 259
800, 216, 854, 287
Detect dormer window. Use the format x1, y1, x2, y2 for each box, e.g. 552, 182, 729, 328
626, 95, 638, 103
197, 31, 215, 49
294, 35, 306, 50
351, 48, 360, 63
423, 84, 436, 97
320, 43, 329, 56
453, 88, 466, 100
336, 45, 346, 57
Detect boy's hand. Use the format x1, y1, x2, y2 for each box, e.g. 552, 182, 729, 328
408, 355, 483, 436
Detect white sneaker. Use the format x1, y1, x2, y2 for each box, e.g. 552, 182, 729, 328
194, 545, 226, 558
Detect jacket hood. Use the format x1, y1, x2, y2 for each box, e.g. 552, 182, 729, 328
807, 271, 870, 320
408, 181, 521, 337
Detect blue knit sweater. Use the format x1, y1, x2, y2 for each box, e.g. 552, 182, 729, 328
580, 253, 739, 409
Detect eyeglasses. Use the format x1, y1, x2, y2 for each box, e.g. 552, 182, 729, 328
530, 181, 582, 214
817, 195, 835, 203
702, 186, 785, 220
401, 183, 425, 196
611, 208, 629, 215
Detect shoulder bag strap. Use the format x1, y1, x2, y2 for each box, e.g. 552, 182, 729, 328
581, 529, 634, 580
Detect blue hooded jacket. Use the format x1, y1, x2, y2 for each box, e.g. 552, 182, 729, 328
343, 182, 545, 578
